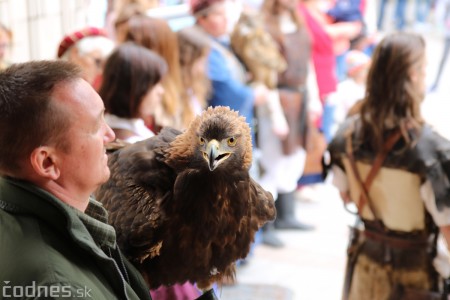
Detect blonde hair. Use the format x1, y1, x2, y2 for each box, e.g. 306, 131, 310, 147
122, 15, 185, 129
177, 26, 212, 125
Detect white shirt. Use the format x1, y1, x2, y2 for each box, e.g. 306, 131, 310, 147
105, 114, 155, 143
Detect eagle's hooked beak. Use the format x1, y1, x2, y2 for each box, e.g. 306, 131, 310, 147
203, 139, 231, 171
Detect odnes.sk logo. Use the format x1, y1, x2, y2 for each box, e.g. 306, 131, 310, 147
2, 281, 92, 298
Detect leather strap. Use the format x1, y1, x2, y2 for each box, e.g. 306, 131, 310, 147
363, 228, 428, 249
346, 129, 402, 219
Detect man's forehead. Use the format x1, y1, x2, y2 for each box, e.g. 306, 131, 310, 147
51, 78, 98, 111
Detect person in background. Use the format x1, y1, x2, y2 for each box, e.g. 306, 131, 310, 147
298, 0, 338, 108
99, 42, 166, 142
0, 23, 12, 70
113, 2, 146, 44
326, 32, 450, 300
324, 0, 365, 82
327, 49, 370, 137
378, 0, 432, 31
296, 0, 335, 189
105, 0, 158, 41
429, 0, 450, 92
0, 60, 151, 300
414, 0, 433, 31
177, 25, 212, 116
118, 15, 189, 130
258, 0, 316, 237
377, 0, 407, 30
57, 27, 115, 91
190, 0, 269, 132
353, 0, 379, 56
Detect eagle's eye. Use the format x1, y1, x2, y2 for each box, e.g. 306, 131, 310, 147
227, 137, 237, 146
199, 137, 206, 145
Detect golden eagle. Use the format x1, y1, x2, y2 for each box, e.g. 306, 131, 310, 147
95, 106, 276, 290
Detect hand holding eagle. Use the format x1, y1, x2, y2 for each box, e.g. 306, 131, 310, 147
95, 106, 276, 290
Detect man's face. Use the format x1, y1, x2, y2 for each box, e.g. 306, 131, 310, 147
52, 79, 115, 196
197, 2, 229, 38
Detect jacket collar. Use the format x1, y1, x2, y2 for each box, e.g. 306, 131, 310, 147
0, 177, 111, 259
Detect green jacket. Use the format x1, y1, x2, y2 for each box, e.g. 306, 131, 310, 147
0, 177, 152, 300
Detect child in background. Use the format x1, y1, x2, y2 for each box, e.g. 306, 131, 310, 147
327, 49, 371, 137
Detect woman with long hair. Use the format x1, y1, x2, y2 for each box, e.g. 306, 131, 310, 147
118, 15, 190, 131
327, 32, 450, 300
99, 42, 167, 142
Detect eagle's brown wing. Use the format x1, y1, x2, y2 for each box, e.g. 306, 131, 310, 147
249, 177, 277, 227
95, 127, 180, 263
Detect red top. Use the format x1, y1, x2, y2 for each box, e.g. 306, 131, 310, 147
298, 3, 337, 102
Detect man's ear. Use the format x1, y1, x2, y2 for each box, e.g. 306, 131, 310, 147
29, 146, 61, 180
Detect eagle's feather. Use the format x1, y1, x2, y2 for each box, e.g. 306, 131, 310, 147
95, 106, 276, 289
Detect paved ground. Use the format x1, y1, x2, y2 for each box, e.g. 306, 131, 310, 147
219, 183, 354, 300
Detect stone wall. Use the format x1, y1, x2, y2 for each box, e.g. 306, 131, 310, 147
0, 0, 107, 62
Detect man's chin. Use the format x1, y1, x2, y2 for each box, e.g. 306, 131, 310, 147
100, 169, 111, 185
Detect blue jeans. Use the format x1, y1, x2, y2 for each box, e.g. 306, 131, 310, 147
377, 0, 388, 30
322, 102, 336, 143
378, 0, 407, 30
378, 0, 431, 31
416, 0, 431, 23
394, 0, 408, 30
336, 52, 348, 82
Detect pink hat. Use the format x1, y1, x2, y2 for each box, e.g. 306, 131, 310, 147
57, 27, 108, 58
346, 50, 371, 76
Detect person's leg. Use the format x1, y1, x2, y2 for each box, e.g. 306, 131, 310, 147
430, 36, 450, 91
378, 0, 389, 30
322, 99, 336, 143
395, 0, 408, 30
261, 222, 284, 247
255, 104, 285, 248
415, 0, 431, 23
274, 191, 315, 230
335, 51, 348, 83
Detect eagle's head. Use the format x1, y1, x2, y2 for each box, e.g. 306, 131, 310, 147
167, 106, 253, 172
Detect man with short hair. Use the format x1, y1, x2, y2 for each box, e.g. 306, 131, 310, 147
0, 60, 152, 300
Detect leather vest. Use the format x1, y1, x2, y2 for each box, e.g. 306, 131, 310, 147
278, 26, 311, 89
